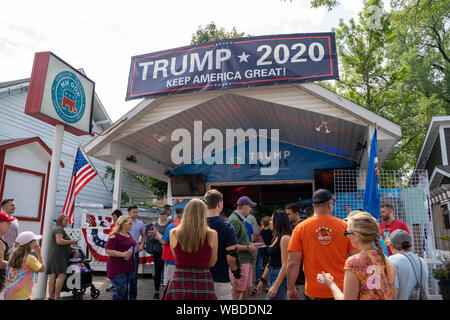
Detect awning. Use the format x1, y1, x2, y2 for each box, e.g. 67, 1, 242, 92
84, 83, 401, 181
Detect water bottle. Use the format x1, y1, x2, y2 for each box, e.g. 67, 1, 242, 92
124, 247, 133, 261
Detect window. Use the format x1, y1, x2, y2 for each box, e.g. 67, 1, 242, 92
1, 166, 45, 221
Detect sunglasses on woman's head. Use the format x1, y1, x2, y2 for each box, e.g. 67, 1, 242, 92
343, 230, 355, 237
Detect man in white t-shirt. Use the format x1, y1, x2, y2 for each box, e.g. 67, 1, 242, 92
1, 199, 19, 254
388, 229, 428, 300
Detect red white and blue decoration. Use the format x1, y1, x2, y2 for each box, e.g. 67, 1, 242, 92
62, 148, 97, 224
82, 227, 153, 264
85, 214, 112, 228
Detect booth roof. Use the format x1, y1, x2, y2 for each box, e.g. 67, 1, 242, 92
84, 83, 401, 179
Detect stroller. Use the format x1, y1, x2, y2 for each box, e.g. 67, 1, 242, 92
61, 244, 100, 300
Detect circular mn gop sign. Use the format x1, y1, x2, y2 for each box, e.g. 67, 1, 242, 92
51, 71, 86, 124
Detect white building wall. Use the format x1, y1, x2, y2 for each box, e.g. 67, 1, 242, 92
0, 89, 153, 208
4, 143, 49, 174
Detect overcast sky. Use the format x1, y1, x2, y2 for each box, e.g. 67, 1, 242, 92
0, 0, 365, 122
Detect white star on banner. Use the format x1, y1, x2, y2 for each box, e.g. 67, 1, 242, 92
237, 51, 250, 63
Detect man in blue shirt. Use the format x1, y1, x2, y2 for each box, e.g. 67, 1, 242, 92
154, 207, 183, 292
204, 189, 241, 300
388, 230, 428, 299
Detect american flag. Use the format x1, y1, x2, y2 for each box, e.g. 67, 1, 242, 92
62, 148, 97, 223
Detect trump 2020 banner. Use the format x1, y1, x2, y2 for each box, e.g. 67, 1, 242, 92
126, 32, 339, 100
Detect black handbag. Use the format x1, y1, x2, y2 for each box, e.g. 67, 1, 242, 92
144, 223, 162, 254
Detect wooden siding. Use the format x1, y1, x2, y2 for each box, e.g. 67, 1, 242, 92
445, 128, 450, 164
425, 134, 443, 180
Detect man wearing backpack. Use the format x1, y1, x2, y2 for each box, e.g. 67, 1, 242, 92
388, 229, 428, 300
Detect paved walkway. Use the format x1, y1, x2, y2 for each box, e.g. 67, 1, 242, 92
42, 272, 268, 300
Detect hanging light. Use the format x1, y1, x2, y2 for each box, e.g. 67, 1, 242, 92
315, 121, 331, 133
153, 134, 167, 143
126, 155, 137, 163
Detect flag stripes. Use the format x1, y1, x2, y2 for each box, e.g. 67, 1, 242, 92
62, 148, 98, 223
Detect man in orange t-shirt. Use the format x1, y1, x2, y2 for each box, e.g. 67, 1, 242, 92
286, 189, 358, 300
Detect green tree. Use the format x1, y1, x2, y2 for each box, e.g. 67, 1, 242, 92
134, 175, 167, 199
191, 21, 248, 45
382, 0, 449, 170
292, 0, 449, 109
390, 0, 450, 110
331, 0, 397, 113
281, 0, 339, 11
104, 166, 163, 205
318, 0, 448, 171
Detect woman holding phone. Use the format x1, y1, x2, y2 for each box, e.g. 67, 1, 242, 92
46, 214, 78, 300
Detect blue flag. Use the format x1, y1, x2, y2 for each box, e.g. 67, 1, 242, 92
364, 128, 380, 218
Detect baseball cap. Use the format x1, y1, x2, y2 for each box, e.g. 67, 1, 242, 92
0, 211, 15, 223
237, 196, 256, 207
389, 229, 411, 250
312, 189, 335, 204
16, 231, 42, 245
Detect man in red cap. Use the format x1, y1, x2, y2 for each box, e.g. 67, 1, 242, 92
1, 199, 18, 255
0, 210, 16, 291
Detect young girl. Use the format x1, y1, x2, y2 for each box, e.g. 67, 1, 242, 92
317, 211, 396, 300
256, 211, 291, 300
3, 231, 45, 300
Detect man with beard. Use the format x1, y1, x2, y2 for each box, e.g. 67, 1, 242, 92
379, 203, 410, 255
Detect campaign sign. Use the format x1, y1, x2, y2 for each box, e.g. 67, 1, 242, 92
25, 52, 95, 136
126, 32, 339, 100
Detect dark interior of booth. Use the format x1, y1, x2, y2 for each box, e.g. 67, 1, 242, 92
210, 183, 313, 217
169, 168, 354, 217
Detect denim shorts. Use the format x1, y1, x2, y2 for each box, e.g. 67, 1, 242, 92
268, 268, 287, 300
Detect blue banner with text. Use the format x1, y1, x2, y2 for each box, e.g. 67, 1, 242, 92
126, 32, 339, 100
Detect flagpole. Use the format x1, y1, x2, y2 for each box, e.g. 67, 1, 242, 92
78, 144, 113, 199
35, 124, 65, 300
363, 123, 380, 219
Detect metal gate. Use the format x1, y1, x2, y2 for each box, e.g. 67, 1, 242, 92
333, 169, 441, 296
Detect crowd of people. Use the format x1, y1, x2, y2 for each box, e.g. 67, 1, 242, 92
0, 190, 430, 300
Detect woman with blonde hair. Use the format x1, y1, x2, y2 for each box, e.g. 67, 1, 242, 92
163, 199, 218, 300
105, 215, 137, 300
317, 211, 396, 300
3, 231, 45, 300
46, 214, 78, 300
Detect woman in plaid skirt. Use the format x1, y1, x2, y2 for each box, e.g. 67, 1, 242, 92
162, 199, 218, 300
